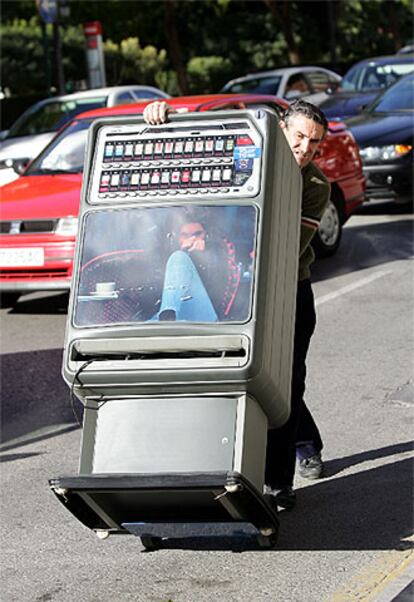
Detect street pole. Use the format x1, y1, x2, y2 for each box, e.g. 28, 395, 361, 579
36, 0, 65, 95
53, 16, 65, 95
40, 20, 52, 96
327, 0, 337, 69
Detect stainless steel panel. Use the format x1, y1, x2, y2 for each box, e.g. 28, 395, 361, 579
92, 397, 237, 473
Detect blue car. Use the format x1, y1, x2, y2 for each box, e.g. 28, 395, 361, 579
319, 54, 414, 121
346, 73, 413, 202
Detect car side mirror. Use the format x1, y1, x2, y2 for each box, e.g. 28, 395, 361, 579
12, 158, 29, 175
0, 129, 10, 141
326, 82, 340, 95
357, 104, 367, 113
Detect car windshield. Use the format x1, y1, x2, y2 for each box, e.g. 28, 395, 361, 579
26, 118, 92, 175
341, 62, 414, 91
7, 97, 107, 138
226, 75, 282, 95
369, 75, 414, 112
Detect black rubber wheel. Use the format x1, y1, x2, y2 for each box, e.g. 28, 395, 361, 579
257, 531, 278, 549
0, 292, 20, 308
140, 535, 162, 551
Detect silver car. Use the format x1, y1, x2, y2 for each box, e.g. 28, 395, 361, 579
221, 66, 341, 105
0, 85, 169, 186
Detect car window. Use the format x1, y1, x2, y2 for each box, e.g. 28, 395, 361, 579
7, 98, 107, 138
370, 75, 414, 112
132, 89, 163, 99
306, 71, 333, 92
341, 65, 360, 91
114, 91, 136, 105
284, 73, 312, 98
342, 62, 414, 91
7, 101, 70, 138
225, 76, 282, 95
26, 119, 92, 175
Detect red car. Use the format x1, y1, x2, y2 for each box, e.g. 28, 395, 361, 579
0, 94, 365, 306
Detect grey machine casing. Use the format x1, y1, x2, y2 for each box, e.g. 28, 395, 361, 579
61, 109, 301, 496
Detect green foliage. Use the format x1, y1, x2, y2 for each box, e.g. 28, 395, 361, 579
0, 17, 88, 95
1, 0, 413, 97
155, 70, 180, 97
240, 38, 288, 73
187, 55, 233, 93
334, 0, 414, 62
1, 18, 46, 95
103, 37, 167, 86
0, 19, 169, 95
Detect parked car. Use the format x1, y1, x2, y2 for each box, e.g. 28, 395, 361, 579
346, 73, 413, 202
0, 85, 170, 187
220, 67, 341, 105
398, 44, 414, 54
0, 93, 365, 306
319, 54, 414, 120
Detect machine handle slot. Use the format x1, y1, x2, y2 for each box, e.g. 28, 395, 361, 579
71, 347, 247, 362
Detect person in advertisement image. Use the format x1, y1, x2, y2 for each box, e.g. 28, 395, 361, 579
74, 205, 255, 327
143, 100, 330, 510
156, 207, 253, 323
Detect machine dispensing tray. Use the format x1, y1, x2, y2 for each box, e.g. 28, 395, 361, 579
49, 471, 279, 550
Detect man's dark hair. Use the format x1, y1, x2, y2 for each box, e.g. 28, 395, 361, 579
281, 99, 328, 134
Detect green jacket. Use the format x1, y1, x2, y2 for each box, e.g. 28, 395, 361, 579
298, 162, 331, 281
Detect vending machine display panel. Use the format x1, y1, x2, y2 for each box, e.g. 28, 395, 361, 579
91, 120, 263, 203
74, 204, 257, 327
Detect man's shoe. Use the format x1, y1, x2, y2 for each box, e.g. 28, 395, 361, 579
263, 485, 296, 511
298, 453, 324, 479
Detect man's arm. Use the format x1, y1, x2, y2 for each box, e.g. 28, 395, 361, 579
143, 100, 189, 125
299, 165, 331, 258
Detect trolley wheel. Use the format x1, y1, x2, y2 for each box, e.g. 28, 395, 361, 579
257, 531, 278, 549
140, 535, 163, 551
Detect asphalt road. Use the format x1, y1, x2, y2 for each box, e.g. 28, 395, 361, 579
1, 199, 413, 602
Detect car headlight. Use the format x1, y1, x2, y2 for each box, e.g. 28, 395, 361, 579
359, 144, 412, 162
55, 217, 78, 236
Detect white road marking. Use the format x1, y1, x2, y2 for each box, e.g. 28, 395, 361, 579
315, 270, 392, 307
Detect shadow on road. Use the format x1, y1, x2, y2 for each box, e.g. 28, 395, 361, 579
277, 453, 413, 551
137, 442, 414, 553
0, 347, 80, 448
0, 451, 45, 462
312, 200, 413, 283
323, 440, 413, 476
5, 291, 69, 315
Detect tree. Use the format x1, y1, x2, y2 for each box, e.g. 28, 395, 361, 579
263, 0, 301, 64
163, 0, 189, 94
1, 0, 413, 97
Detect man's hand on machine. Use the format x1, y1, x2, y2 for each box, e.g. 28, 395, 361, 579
143, 101, 172, 124
143, 101, 189, 125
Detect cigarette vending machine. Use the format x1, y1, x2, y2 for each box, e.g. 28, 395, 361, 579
49, 108, 302, 549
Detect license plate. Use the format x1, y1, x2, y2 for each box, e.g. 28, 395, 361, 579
0, 247, 45, 267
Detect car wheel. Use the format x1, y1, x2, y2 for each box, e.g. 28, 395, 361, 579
312, 199, 342, 257
0, 292, 20, 308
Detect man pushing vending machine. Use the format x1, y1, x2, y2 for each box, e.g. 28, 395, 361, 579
49, 108, 302, 549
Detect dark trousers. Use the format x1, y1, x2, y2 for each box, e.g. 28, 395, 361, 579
265, 279, 323, 488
